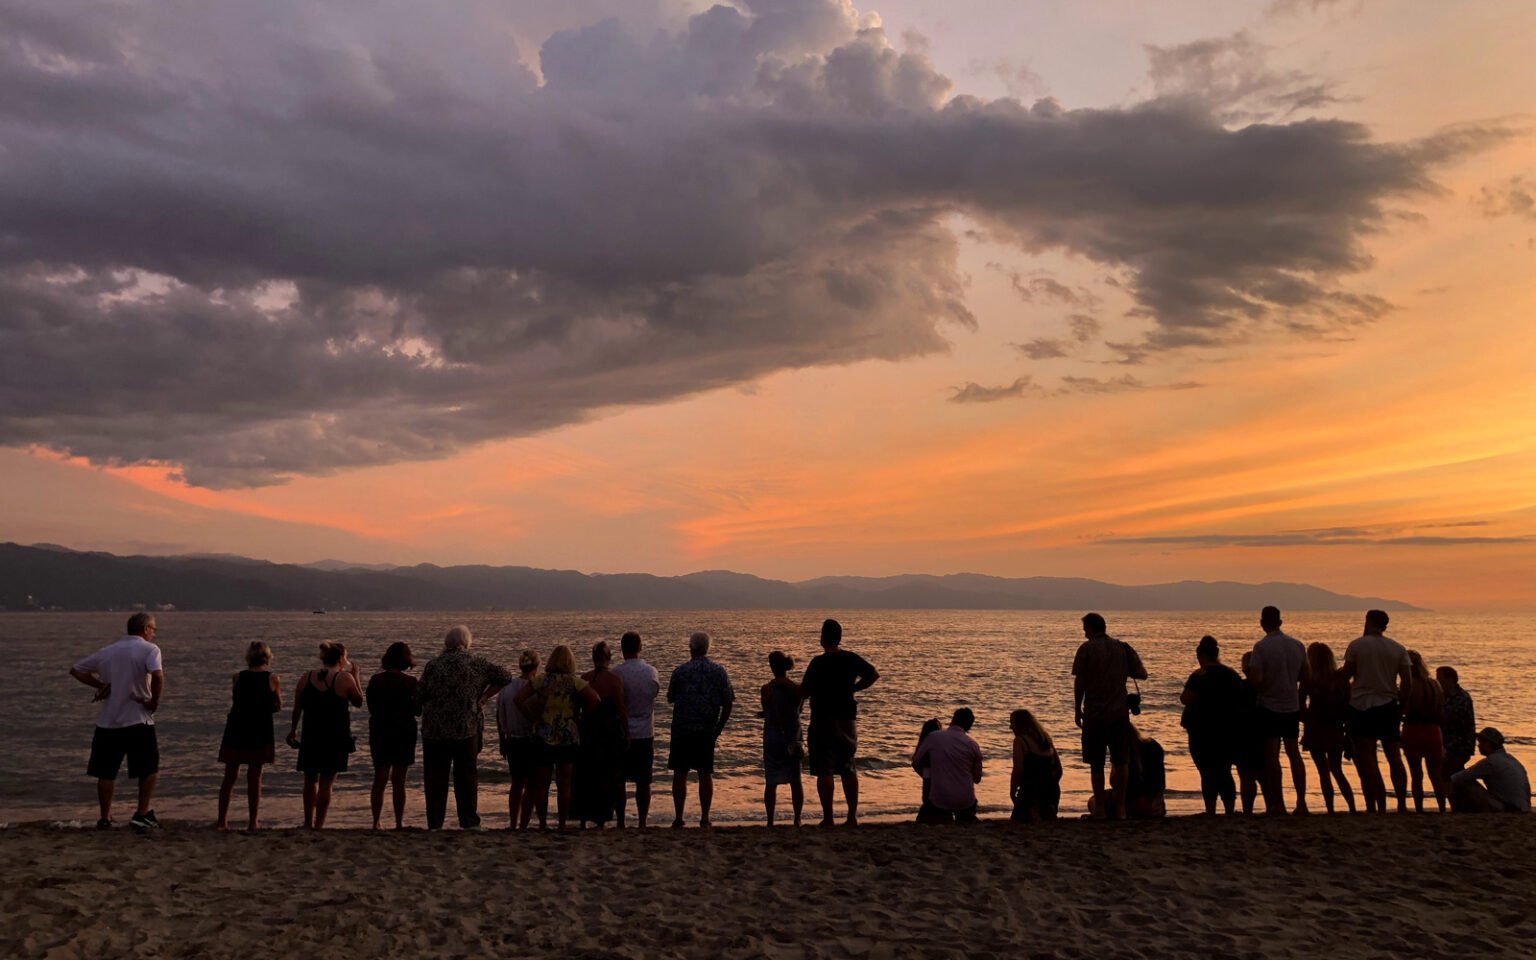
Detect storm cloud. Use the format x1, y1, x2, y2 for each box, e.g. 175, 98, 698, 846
0, 0, 1503, 485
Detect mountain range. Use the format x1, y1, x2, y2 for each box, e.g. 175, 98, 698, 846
0, 542, 1421, 612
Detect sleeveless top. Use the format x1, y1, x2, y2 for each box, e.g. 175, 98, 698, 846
222, 670, 277, 752
297, 669, 353, 773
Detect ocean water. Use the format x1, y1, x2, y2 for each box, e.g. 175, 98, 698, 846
4, 610, 1532, 827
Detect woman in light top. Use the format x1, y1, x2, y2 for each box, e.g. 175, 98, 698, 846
216, 642, 281, 831
497, 650, 544, 830
1009, 708, 1062, 822
760, 651, 804, 827
1300, 642, 1355, 814
366, 642, 418, 830
287, 641, 363, 829
517, 644, 599, 830
1402, 650, 1449, 812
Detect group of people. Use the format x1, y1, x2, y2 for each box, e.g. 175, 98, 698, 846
68, 608, 1529, 830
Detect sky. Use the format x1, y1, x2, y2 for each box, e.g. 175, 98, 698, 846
1, 0, 1532, 610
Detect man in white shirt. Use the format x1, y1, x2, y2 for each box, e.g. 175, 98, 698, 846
1451, 728, 1531, 813
910, 708, 984, 822
69, 613, 166, 829
1246, 606, 1310, 815
612, 631, 660, 827
1341, 609, 1412, 813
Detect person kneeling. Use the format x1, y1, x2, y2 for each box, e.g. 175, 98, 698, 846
911, 708, 983, 823
1450, 728, 1530, 813
1088, 725, 1166, 820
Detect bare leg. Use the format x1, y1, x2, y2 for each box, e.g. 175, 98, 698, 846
1383, 741, 1408, 811
96, 779, 115, 822
816, 773, 836, 826
508, 776, 524, 829
636, 781, 651, 828
246, 763, 263, 830
1407, 751, 1426, 812
1285, 737, 1308, 814
672, 770, 689, 826
314, 773, 337, 828
1329, 750, 1356, 813
520, 766, 551, 830
302, 773, 318, 828
841, 770, 859, 825
1238, 769, 1257, 814
1310, 751, 1334, 813
370, 765, 390, 829
1109, 760, 1129, 820
1089, 765, 1108, 819
1260, 737, 1284, 814
698, 772, 714, 826
390, 766, 407, 828
1426, 757, 1449, 813
790, 777, 804, 826
1352, 738, 1383, 812
217, 762, 240, 829
554, 763, 574, 829
764, 782, 777, 826
135, 773, 157, 818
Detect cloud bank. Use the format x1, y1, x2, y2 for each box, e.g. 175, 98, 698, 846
0, 0, 1503, 485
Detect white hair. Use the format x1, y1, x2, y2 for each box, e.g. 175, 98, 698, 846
688, 631, 710, 656
443, 625, 473, 651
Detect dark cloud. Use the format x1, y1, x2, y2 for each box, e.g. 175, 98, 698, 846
0, 0, 1508, 485
949, 377, 1037, 404
1477, 175, 1536, 220
1016, 339, 1070, 360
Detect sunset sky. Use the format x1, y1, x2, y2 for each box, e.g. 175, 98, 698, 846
2, 0, 1532, 610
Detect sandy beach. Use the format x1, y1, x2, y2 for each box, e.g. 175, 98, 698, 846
3, 815, 1533, 959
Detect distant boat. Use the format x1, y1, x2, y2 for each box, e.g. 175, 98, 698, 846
313, 608, 326, 614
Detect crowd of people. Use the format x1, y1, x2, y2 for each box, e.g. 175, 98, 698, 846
67, 608, 1530, 831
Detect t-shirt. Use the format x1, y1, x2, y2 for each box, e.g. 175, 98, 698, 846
1343, 633, 1411, 710
911, 724, 983, 811
1181, 663, 1244, 735
496, 676, 532, 739
1453, 751, 1531, 813
1251, 631, 1307, 713
73, 635, 164, 728
533, 673, 589, 747
613, 657, 660, 739
1072, 634, 1144, 723
667, 658, 734, 735
366, 670, 419, 740
801, 649, 877, 721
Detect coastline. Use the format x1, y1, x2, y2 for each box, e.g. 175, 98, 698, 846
4, 816, 1533, 959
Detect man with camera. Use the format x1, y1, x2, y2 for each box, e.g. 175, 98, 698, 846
1072, 612, 1148, 820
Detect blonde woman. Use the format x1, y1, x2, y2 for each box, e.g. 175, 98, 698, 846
517, 644, 598, 829
1402, 650, 1449, 812
287, 641, 363, 828
216, 642, 281, 830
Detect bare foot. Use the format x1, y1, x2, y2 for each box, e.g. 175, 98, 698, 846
844, 816, 859, 827
214, 822, 229, 831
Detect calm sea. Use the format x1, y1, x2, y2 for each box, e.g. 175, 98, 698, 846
4, 610, 1531, 827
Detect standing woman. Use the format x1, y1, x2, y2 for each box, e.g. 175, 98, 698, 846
517, 644, 599, 830
497, 651, 544, 829
575, 640, 629, 828
1009, 708, 1062, 821
1402, 650, 1449, 812
1180, 636, 1243, 815
286, 641, 363, 829
1300, 642, 1356, 814
216, 642, 281, 831
761, 651, 804, 827
366, 642, 418, 830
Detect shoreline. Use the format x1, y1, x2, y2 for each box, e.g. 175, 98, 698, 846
5, 816, 1533, 958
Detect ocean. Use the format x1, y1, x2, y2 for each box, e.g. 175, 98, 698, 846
5, 609, 1531, 827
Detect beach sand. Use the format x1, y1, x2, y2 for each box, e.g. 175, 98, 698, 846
3, 815, 1532, 959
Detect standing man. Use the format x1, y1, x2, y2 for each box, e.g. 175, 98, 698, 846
800, 618, 879, 827
910, 708, 983, 822
415, 625, 512, 830
70, 612, 165, 829
1341, 609, 1412, 813
613, 631, 660, 828
1073, 612, 1147, 820
666, 631, 734, 827
1246, 606, 1310, 815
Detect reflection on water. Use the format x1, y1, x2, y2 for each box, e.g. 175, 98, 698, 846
4, 610, 1532, 827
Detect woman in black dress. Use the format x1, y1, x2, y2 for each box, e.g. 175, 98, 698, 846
286, 641, 363, 829
367, 642, 419, 830
1009, 708, 1062, 821
217, 642, 281, 830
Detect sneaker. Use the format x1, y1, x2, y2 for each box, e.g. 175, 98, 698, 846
129, 810, 160, 830
96, 818, 113, 830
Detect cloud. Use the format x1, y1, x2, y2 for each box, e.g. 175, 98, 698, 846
1144, 32, 1346, 124
1056, 376, 1203, 395
949, 377, 1037, 404
1477, 175, 1536, 220
1103, 525, 1532, 548
1016, 339, 1069, 360
0, 1, 1509, 485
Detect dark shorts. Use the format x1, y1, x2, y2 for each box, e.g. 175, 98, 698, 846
540, 741, 580, 767
667, 729, 717, 774
807, 716, 857, 777
1258, 708, 1301, 741
501, 737, 539, 778
87, 724, 159, 780
1080, 715, 1132, 767
623, 737, 654, 785
1347, 702, 1402, 744
370, 731, 417, 769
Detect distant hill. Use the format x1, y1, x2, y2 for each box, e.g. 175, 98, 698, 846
0, 542, 1422, 613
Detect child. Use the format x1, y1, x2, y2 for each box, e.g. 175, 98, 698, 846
216, 642, 281, 830
1009, 709, 1062, 821
912, 718, 943, 823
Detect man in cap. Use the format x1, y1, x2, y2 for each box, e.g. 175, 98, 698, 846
1449, 728, 1530, 813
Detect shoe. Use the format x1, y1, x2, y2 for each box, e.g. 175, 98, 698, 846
96, 818, 113, 830
129, 810, 161, 830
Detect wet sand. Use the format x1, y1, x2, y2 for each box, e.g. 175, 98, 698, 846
3, 815, 1532, 959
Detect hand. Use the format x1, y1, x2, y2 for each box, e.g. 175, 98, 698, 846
1074, 711, 1083, 729
133, 695, 157, 712
92, 683, 112, 702
285, 730, 299, 747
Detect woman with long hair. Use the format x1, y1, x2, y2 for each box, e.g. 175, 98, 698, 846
216, 642, 281, 830
287, 641, 363, 828
1402, 650, 1449, 812
517, 644, 599, 830
366, 641, 418, 830
1301, 642, 1355, 814
1009, 708, 1062, 821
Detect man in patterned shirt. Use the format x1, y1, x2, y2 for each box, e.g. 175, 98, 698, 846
666, 631, 734, 827
415, 625, 512, 830
1437, 665, 1477, 776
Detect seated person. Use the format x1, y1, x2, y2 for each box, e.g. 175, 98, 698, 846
1088, 725, 1166, 820
1009, 708, 1062, 821
911, 708, 983, 823
1450, 727, 1531, 813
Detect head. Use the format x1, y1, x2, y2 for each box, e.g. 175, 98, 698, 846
245, 641, 273, 669
1306, 642, 1338, 683
1196, 635, 1220, 666
1476, 727, 1505, 757
768, 650, 794, 678
1260, 606, 1282, 633
951, 707, 976, 731
443, 624, 473, 652
1009, 708, 1042, 737
518, 649, 540, 675
918, 717, 942, 743
1081, 612, 1107, 638
592, 640, 613, 668
546, 644, 576, 675
381, 641, 415, 671
126, 612, 156, 637
1364, 609, 1390, 635
820, 618, 842, 649
620, 631, 642, 659
1408, 650, 1431, 682
1436, 665, 1460, 691
688, 631, 711, 658
319, 640, 346, 666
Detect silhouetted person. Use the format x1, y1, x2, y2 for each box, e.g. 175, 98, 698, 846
1401, 650, 1449, 813
415, 625, 511, 830
1072, 612, 1147, 820
217, 641, 281, 831
1235, 653, 1264, 814
911, 708, 983, 823
1341, 610, 1412, 813
760, 651, 804, 827
1301, 642, 1355, 814
287, 641, 363, 829
666, 631, 734, 827
1437, 665, 1476, 778
496, 650, 542, 829
1180, 635, 1242, 815
1087, 724, 1165, 819
1246, 606, 1309, 815
613, 631, 660, 828
1009, 708, 1062, 822
575, 640, 629, 828
800, 618, 879, 827
913, 718, 943, 824
366, 642, 417, 830
70, 612, 165, 830
1450, 728, 1530, 813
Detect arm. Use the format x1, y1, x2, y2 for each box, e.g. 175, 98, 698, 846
341, 661, 364, 707
1180, 676, 1198, 707
1010, 741, 1022, 799
1296, 659, 1311, 715
1128, 647, 1148, 682
1396, 660, 1412, 706
912, 738, 932, 774
853, 661, 879, 693
715, 699, 733, 739
141, 670, 164, 714
70, 667, 110, 701
514, 680, 539, 722
270, 674, 283, 713
971, 743, 983, 784
1245, 649, 1263, 686
1450, 757, 1487, 788
286, 672, 309, 746
612, 680, 629, 743
1073, 675, 1084, 728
